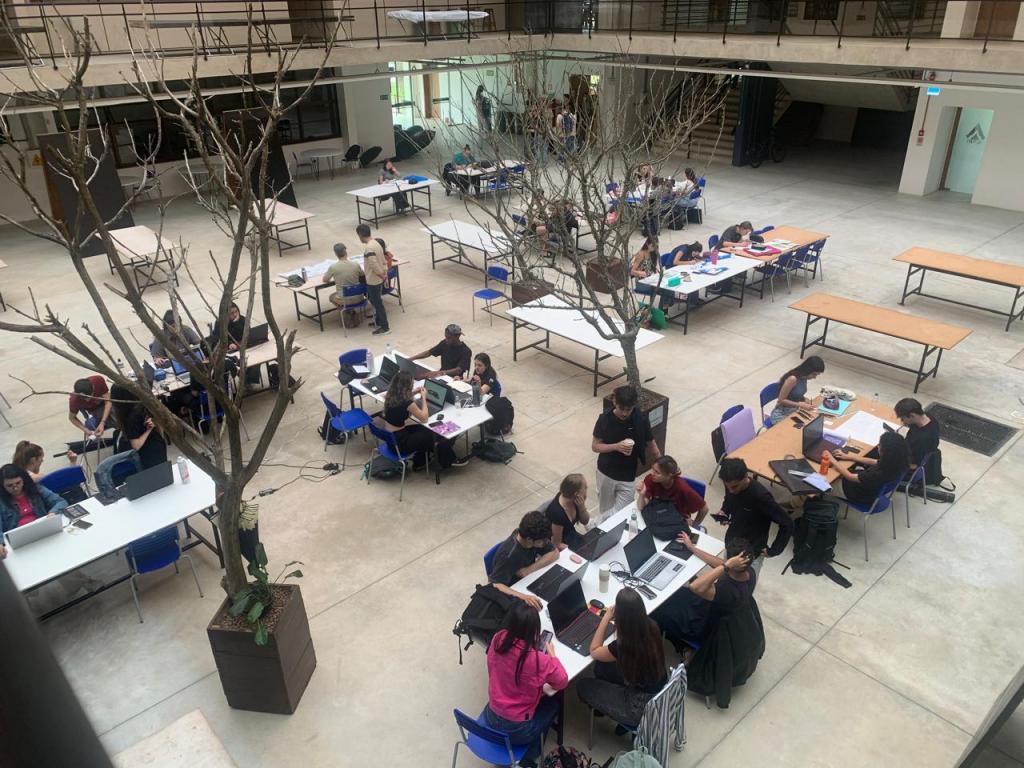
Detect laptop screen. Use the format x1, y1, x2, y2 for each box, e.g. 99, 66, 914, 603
802, 414, 824, 451
548, 579, 587, 633
425, 379, 447, 410
248, 323, 269, 345
589, 519, 628, 560
623, 527, 657, 574
379, 356, 398, 382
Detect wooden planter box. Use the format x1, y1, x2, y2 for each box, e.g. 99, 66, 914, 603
602, 388, 669, 474
511, 278, 553, 306
586, 258, 628, 294
207, 583, 316, 715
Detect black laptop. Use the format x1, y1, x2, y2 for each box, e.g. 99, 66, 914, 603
395, 353, 432, 379
549, 578, 603, 655
363, 357, 399, 393
123, 461, 175, 501
424, 379, 448, 416
802, 414, 846, 462
247, 323, 270, 346
142, 360, 156, 385
528, 562, 588, 603
570, 518, 628, 561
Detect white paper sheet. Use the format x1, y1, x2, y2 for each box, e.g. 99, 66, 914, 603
825, 411, 899, 445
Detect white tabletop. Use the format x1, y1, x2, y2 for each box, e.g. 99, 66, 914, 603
347, 178, 439, 199
275, 254, 408, 292
255, 198, 315, 226
507, 296, 664, 357
230, 339, 303, 368
300, 146, 347, 160
508, 503, 725, 680
388, 9, 488, 21
109, 225, 178, 260
423, 220, 511, 255
3, 460, 215, 591
454, 159, 525, 177
638, 254, 761, 296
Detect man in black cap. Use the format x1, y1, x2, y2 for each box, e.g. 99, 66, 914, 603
409, 323, 472, 378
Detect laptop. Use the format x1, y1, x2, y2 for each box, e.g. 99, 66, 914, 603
548, 578, 603, 655
424, 378, 448, 416
570, 518, 628, 562
395, 353, 432, 379
445, 383, 474, 407
5, 513, 64, 549
802, 414, 846, 462
171, 349, 205, 377
247, 323, 270, 346
363, 356, 399, 394
142, 360, 156, 385
624, 527, 684, 590
528, 562, 588, 603
123, 461, 175, 501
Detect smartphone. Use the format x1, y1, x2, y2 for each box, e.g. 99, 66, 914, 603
537, 630, 553, 650
72, 519, 93, 530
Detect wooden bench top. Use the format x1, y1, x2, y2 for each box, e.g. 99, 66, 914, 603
790, 292, 972, 350
894, 247, 1024, 288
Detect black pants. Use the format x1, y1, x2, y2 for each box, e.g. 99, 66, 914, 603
390, 190, 409, 210
394, 424, 456, 468
576, 661, 654, 728
366, 283, 389, 331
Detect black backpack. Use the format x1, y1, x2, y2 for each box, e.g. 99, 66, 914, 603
641, 499, 686, 540
485, 396, 514, 435
318, 412, 347, 445
453, 584, 517, 663
472, 439, 520, 464
784, 497, 852, 588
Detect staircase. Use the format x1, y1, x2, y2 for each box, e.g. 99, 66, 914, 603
874, 0, 947, 38
685, 83, 740, 164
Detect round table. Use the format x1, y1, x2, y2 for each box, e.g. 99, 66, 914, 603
300, 146, 347, 180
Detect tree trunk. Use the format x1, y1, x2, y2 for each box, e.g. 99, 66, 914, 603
217, 481, 247, 596
621, 331, 642, 392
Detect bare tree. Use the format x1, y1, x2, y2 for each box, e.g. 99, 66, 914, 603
0, 16, 337, 597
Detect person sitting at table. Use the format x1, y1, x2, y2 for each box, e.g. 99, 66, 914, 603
720, 221, 763, 248
210, 302, 247, 351
382, 371, 465, 471
151, 310, 202, 368
409, 324, 472, 379
895, 397, 941, 482
484, 601, 568, 766
377, 159, 409, 212
670, 168, 701, 215
717, 458, 793, 576
630, 237, 658, 280
12, 441, 77, 484
636, 456, 708, 527
769, 356, 825, 424
670, 241, 703, 266
545, 473, 590, 551
0, 464, 68, 551
111, 385, 168, 470
489, 510, 559, 598
634, 163, 653, 184
68, 374, 114, 439
578, 587, 667, 731
832, 431, 910, 507
321, 243, 365, 328
454, 144, 476, 169
468, 352, 501, 396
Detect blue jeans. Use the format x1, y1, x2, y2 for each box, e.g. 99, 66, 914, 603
366, 283, 389, 331
559, 136, 576, 163
483, 696, 560, 762
530, 134, 548, 165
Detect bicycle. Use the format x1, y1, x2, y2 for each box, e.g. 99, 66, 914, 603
749, 130, 786, 168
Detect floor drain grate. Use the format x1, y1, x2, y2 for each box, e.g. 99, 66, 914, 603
925, 403, 1018, 457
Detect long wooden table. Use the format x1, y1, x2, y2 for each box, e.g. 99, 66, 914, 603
722, 225, 829, 263
790, 292, 971, 393
895, 247, 1024, 332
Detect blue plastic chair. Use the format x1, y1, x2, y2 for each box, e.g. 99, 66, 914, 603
452, 708, 531, 768
754, 250, 794, 302
339, 283, 368, 337
511, 213, 529, 236
899, 451, 935, 529
473, 266, 510, 325
796, 238, 826, 282
758, 382, 780, 430
483, 541, 503, 577
366, 420, 422, 502
320, 392, 371, 469
708, 234, 719, 250
683, 476, 706, 499
94, 449, 142, 497
697, 177, 707, 213
39, 465, 89, 503
339, 348, 369, 410
383, 264, 404, 311
720, 404, 743, 424
126, 525, 204, 622
843, 479, 901, 561
755, 225, 775, 236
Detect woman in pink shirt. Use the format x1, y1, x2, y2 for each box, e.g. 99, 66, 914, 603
485, 602, 568, 766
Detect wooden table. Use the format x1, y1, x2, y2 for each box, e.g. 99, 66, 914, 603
730, 397, 897, 487
895, 247, 1024, 332
723, 225, 829, 299
790, 292, 972, 393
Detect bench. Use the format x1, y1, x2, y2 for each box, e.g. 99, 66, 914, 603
895, 247, 1024, 332
790, 292, 972, 393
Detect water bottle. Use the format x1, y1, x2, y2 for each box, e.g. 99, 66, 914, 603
301, 267, 308, 283
819, 450, 831, 477
365, 349, 374, 375
472, 382, 482, 406
384, 342, 393, 359
177, 455, 190, 484
628, 510, 638, 539
710, 248, 719, 266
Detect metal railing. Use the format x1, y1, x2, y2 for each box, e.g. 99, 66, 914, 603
0, 0, 1019, 64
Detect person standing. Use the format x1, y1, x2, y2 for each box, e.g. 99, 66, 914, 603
321, 243, 365, 328
556, 105, 577, 162
356, 224, 391, 336
475, 85, 493, 133
68, 375, 113, 437
592, 386, 661, 517
716, 458, 793, 574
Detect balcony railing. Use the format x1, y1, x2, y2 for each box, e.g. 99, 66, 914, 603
0, 0, 1018, 65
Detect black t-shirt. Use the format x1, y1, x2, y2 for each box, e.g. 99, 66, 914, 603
593, 410, 652, 482
843, 463, 902, 506
489, 530, 554, 586
906, 420, 940, 466
607, 624, 668, 694
710, 570, 756, 619
545, 496, 584, 550
723, 479, 793, 556
384, 399, 412, 428
429, 340, 472, 375
123, 406, 168, 469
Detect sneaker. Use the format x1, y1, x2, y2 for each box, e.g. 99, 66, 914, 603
372, 327, 391, 335
450, 457, 470, 468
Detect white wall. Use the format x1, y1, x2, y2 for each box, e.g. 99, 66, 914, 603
339, 65, 396, 160
898, 75, 1024, 211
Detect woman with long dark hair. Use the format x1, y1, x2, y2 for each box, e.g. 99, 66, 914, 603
468, 352, 501, 396
382, 371, 464, 470
484, 602, 567, 765
578, 588, 667, 729
833, 430, 911, 506
769, 356, 825, 424
0, 464, 67, 554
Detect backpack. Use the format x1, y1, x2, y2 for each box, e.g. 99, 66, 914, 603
609, 748, 663, 768
472, 439, 520, 464
666, 205, 686, 230
452, 584, 516, 663
318, 412, 348, 445
640, 499, 686, 540
362, 454, 403, 480
783, 497, 852, 588
485, 396, 514, 435
542, 746, 601, 768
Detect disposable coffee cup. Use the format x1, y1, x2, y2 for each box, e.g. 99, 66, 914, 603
599, 565, 610, 593
622, 438, 635, 455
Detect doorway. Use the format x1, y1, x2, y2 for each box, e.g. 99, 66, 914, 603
941, 107, 994, 195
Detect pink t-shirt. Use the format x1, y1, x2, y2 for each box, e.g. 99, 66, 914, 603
487, 630, 568, 722
15, 495, 36, 527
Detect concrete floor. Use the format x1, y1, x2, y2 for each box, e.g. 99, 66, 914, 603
1, 140, 1023, 767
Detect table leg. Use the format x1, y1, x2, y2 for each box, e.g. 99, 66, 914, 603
899, 264, 914, 305
292, 291, 301, 323
593, 348, 599, 397
1006, 286, 1024, 332
430, 235, 437, 269
427, 186, 433, 216
512, 318, 520, 360
315, 289, 324, 333
800, 313, 812, 356
304, 219, 311, 251
275, 225, 283, 258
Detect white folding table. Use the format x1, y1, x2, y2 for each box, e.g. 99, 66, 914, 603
300, 146, 347, 179
255, 199, 315, 257
453, 159, 525, 197
108, 225, 180, 290
347, 179, 438, 227
636, 254, 761, 333
424, 220, 511, 272
508, 296, 663, 396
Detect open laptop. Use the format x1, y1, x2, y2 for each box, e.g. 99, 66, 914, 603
424, 378, 448, 416
548, 578, 603, 655
570, 518, 628, 562
142, 360, 156, 385
445, 382, 474, 407
171, 349, 206, 377
528, 561, 588, 603
395, 353, 432, 379
247, 322, 270, 346
624, 527, 684, 591
124, 461, 175, 501
5, 513, 64, 549
802, 414, 846, 462
363, 357, 399, 394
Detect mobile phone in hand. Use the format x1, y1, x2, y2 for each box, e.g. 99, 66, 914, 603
537, 629, 553, 650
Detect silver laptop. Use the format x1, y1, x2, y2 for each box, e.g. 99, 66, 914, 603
624, 527, 684, 590
5, 514, 64, 549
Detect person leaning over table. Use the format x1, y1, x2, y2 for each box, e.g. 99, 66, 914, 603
832, 430, 910, 507
0, 464, 68, 559
150, 309, 202, 367
321, 243, 365, 328
636, 455, 709, 527
769, 355, 825, 424
488, 510, 559, 608
545, 473, 590, 551
356, 224, 391, 336
68, 374, 113, 438
381, 370, 464, 472
409, 323, 472, 379
592, 385, 661, 517
12, 441, 76, 483
719, 220, 764, 248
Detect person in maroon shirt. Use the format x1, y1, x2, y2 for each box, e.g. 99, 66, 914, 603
67, 375, 113, 437
636, 456, 709, 526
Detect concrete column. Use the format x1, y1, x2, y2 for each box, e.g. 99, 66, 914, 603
338, 66, 396, 160
941, 1, 980, 37
1014, 1, 1024, 39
